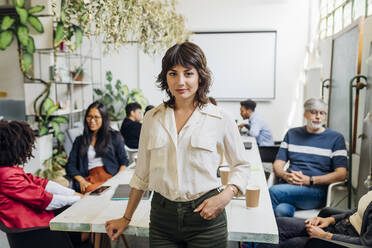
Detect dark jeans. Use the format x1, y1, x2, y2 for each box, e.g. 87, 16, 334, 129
150, 189, 227, 248
272, 217, 359, 248
269, 184, 327, 217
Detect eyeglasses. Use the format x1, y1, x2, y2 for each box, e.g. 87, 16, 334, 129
308, 110, 327, 116
86, 115, 102, 121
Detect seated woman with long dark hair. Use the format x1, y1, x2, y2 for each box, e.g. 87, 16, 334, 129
66, 101, 129, 193
0, 120, 82, 229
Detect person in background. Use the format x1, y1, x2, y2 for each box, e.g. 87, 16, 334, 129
66, 101, 129, 193
0, 120, 83, 245
144, 105, 155, 116
269, 98, 347, 217
239, 99, 274, 146
120, 102, 142, 149
105, 41, 250, 247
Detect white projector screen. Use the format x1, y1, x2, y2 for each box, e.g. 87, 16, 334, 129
190, 31, 277, 100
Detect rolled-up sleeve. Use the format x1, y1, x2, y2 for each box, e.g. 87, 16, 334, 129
129, 113, 151, 191
223, 113, 250, 195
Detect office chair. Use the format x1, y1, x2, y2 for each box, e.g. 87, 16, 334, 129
258, 145, 280, 181
0, 221, 74, 248
125, 145, 138, 164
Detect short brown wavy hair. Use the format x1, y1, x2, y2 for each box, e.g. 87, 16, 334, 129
157, 41, 212, 108
0, 120, 35, 167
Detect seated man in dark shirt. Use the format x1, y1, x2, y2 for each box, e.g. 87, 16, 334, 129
120, 102, 142, 149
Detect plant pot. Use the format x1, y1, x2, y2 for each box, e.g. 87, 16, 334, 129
71, 72, 83, 81
110, 120, 123, 131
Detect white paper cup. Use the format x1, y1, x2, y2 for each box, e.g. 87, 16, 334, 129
245, 185, 260, 208
219, 167, 230, 185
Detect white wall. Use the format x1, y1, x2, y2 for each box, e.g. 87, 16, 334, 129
127, 0, 312, 141
0, 43, 24, 100
0, 0, 313, 141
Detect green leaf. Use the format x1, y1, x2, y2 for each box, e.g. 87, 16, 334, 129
74, 26, 83, 49
17, 25, 29, 46
39, 125, 49, 136
51, 121, 60, 136
80, 13, 88, 22
123, 85, 129, 96
93, 88, 103, 96
42, 97, 54, 113
16, 7, 28, 25
28, 5, 45, 14
1, 16, 15, 31
28, 15, 44, 33
105, 84, 113, 92
66, 29, 73, 40
50, 116, 68, 123
0, 30, 13, 50
21, 52, 32, 72
61, 10, 66, 22
54, 22, 64, 46
35, 169, 41, 177
115, 80, 122, 90
106, 71, 112, 82
52, 149, 58, 155
57, 132, 65, 143
103, 94, 113, 105
26, 36, 35, 53
46, 105, 59, 118
13, 0, 24, 8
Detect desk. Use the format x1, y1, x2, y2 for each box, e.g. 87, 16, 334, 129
50, 137, 278, 244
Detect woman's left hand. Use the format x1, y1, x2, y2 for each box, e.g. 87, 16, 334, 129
306, 224, 328, 238
193, 190, 233, 220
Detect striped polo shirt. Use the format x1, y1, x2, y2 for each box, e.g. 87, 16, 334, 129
276, 126, 348, 177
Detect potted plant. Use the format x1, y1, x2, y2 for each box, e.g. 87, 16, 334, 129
94, 71, 149, 130
35, 149, 69, 186
71, 66, 84, 81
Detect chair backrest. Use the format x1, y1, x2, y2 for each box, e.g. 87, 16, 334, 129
258, 146, 280, 163
63, 127, 84, 155
125, 145, 138, 164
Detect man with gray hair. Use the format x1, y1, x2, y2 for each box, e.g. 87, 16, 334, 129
269, 98, 347, 217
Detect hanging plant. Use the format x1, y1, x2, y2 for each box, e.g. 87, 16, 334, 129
0, 0, 45, 76
53, 0, 84, 52
62, 0, 191, 54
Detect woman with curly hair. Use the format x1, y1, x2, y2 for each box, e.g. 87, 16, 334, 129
0, 120, 82, 229
106, 42, 250, 247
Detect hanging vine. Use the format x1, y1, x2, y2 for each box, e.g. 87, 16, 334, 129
61, 0, 191, 54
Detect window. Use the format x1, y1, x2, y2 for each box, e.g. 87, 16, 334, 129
319, 0, 371, 39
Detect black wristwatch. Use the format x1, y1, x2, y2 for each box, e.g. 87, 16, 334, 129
309, 176, 314, 185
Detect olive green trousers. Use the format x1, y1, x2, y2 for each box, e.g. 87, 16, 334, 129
149, 189, 228, 248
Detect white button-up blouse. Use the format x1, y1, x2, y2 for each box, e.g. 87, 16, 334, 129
129, 103, 250, 201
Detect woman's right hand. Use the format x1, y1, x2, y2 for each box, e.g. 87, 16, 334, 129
305, 216, 335, 228
105, 217, 129, 240
79, 179, 92, 193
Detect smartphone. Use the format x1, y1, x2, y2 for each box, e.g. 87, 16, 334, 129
90, 185, 110, 195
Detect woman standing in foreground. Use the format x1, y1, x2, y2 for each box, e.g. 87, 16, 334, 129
105, 42, 250, 247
